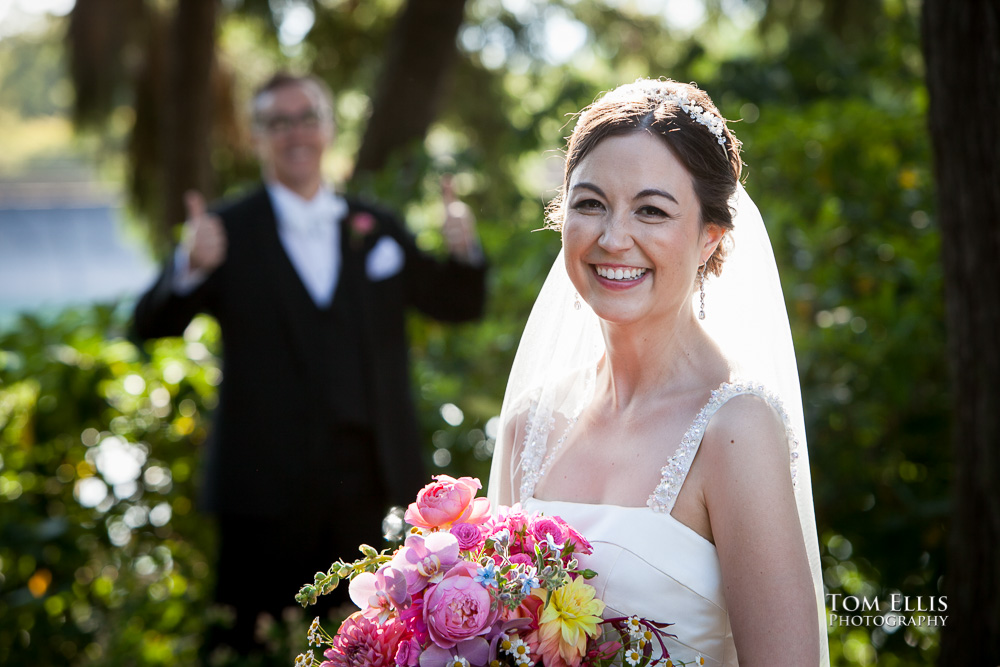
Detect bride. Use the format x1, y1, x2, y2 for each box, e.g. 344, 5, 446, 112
488, 79, 828, 666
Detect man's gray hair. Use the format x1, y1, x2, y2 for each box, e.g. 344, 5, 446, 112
251, 72, 334, 126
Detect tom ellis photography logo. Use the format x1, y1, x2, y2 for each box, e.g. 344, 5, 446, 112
827, 594, 948, 628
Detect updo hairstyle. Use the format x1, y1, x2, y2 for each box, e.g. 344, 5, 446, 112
548, 79, 742, 277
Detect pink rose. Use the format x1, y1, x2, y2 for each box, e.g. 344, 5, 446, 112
352, 212, 376, 235
405, 475, 491, 531
566, 525, 593, 555
348, 212, 377, 249
490, 505, 531, 536
450, 523, 484, 551
394, 637, 421, 667
531, 517, 568, 548
508, 553, 533, 567
423, 561, 498, 648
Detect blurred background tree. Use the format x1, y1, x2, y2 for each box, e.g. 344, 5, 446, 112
0, 0, 969, 664
922, 0, 1000, 664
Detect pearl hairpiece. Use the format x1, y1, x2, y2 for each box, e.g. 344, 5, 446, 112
651, 84, 728, 146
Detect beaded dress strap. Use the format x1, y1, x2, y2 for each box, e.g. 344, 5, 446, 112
516, 370, 594, 503
517, 396, 553, 503
647, 380, 801, 514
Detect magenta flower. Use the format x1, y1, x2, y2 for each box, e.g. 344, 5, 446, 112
394, 636, 422, 667
531, 516, 568, 548
322, 613, 405, 667
398, 593, 428, 644
484, 504, 537, 555
396, 532, 461, 594
450, 523, 484, 551
423, 560, 498, 648
348, 212, 378, 249
508, 553, 534, 567
351, 212, 376, 235
565, 525, 593, 555
405, 475, 491, 531
487, 504, 531, 537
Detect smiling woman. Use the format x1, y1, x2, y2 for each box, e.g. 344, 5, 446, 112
560, 133, 724, 327
489, 78, 828, 666
546, 80, 742, 278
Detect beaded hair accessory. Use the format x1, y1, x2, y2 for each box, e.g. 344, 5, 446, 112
649, 83, 728, 146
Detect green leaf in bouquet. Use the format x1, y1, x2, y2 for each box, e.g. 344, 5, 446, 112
297, 546, 395, 608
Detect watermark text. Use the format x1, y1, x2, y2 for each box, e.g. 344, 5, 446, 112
827, 595, 947, 627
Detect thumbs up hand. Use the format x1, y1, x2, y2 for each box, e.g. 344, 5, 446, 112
182, 190, 227, 273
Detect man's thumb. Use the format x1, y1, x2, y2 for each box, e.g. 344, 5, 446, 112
184, 190, 207, 223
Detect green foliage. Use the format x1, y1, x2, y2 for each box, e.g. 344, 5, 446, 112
0, 307, 221, 664
295, 547, 393, 609
0, 25, 71, 119
1, 0, 948, 665
723, 15, 946, 667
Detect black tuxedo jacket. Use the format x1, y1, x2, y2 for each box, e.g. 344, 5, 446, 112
133, 187, 487, 518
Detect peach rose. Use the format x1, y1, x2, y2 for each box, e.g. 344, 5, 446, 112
404, 475, 490, 531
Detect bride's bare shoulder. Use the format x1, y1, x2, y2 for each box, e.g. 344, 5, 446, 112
699, 389, 793, 475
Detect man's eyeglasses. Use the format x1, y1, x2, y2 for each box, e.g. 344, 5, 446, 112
258, 109, 326, 134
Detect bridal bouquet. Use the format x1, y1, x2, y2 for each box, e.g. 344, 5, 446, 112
295, 475, 689, 667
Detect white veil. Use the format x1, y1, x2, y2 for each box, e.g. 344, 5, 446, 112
487, 185, 828, 664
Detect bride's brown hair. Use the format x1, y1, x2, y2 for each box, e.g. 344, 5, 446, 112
547, 79, 743, 277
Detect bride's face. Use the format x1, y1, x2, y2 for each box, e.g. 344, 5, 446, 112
562, 131, 722, 326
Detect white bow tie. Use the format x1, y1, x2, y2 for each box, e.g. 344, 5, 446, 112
272, 185, 348, 236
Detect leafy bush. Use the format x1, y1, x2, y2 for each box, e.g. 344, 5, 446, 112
0, 306, 220, 665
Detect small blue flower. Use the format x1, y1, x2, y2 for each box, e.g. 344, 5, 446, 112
517, 568, 540, 596
475, 561, 498, 588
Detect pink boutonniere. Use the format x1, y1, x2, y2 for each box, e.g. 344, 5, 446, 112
349, 212, 376, 249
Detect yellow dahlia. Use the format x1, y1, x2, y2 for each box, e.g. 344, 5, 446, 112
534, 577, 606, 667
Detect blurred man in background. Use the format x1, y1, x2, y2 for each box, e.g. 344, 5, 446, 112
133, 72, 486, 661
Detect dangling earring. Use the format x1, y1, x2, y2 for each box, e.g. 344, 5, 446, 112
698, 265, 706, 320
574, 292, 582, 311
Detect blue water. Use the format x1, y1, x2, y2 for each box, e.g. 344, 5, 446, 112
0, 205, 157, 326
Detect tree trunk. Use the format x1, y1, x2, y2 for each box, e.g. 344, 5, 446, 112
353, 0, 468, 178
923, 1, 1000, 664
67, 0, 144, 127
162, 0, 218, 236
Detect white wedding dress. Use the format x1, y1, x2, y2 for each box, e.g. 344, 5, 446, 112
520, 381, 803, 667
